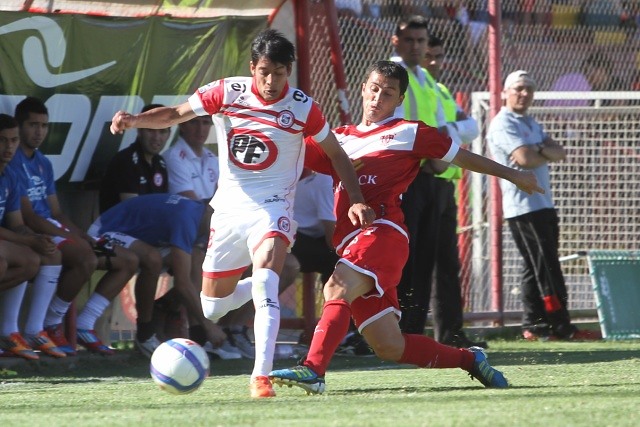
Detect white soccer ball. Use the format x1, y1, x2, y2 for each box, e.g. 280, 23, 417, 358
150, 338, 210, 394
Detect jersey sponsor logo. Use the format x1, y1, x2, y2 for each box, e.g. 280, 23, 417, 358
292, 90, 308, 103
153, 172, 163, 187
265, 195, 285, 203
277, 216, 291, 233
358, 175, 377, 185
230, 82, 247, 93
227, 128, 277, 171
276, 110, 295, 129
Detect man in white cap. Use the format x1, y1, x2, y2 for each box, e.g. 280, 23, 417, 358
487, 70, 600, 341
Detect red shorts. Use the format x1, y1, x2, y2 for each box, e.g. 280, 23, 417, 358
337, 221, 409, 332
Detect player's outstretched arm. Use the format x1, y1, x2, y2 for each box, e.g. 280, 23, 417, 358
317, 132, 375, 228
110, 102, 197, 134
452, 147, 544, 195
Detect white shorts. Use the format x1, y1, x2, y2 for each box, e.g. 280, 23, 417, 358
202, 206, 297, 278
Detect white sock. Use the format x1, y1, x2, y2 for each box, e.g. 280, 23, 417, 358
76, 293, 111, 330
250, 268, 280, 379
44, 295, 72, 328
24, 265, 62, 336
0, 281, 28, 335
200, 277, 253, 322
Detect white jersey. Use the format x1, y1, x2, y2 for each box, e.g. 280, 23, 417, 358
294, 172, 335, 238
163, 137, 219, 201
188, 76, 330, 213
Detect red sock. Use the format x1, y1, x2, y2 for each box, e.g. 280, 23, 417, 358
303, 299, 351, 376
399, 334, 475, 372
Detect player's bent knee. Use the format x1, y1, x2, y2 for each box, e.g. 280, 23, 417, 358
200, 292, 231, 322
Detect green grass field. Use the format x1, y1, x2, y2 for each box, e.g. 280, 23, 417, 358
1, 340, 639, 427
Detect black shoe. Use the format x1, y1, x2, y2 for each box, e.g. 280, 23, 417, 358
336, 331, 374, 356
441, 331, 488, 349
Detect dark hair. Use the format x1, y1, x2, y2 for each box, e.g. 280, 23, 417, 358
582, 50, 611, 73
395, 15, 430, 37
251, 29, 295, 66
364, 60, 409, 96
0, 113, 18, 133
14, 96, 48, 126
428, 34, 444, 48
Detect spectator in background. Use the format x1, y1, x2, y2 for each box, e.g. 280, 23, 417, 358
163, 115, 218, 204
0, 113, 60, 360
418, 34, 487, 348
10, 97, 99, 355
87, 193, 228, 358
487, 70, 601, 342
99, 103, 171, 214
546, 50, 626, 107
9, 99, 139, 356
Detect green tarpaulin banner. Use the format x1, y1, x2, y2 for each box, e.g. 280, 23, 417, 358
0, 12, 267, 189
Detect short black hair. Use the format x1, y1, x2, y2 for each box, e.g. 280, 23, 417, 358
14, 96, 48, 126
0, 113, 18, 133
251, 28, 295, 66
364, 60, 409, 96
395, 15, 430, 37
428, 34, 444, 48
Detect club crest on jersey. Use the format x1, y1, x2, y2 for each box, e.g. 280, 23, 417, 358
228, 128, 278, 171
277, 216, 291, 232
380, 133, 395, 145
276, 110, 295, 129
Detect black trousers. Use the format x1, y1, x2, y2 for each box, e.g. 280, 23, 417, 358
397, 172, 464, 341
507, 208, 574, 337
291, 232, 339, 284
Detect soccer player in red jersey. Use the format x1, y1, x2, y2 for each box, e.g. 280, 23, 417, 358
269, 60, 543, 394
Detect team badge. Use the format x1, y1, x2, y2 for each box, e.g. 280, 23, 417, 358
276, 110, 295, 129
277, 216, 291, 233
228, 128, 278, 171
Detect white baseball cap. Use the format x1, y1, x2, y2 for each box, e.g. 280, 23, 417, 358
504, 70, 536, 90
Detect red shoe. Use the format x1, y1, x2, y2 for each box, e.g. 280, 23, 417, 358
77, 329, 115, 356
26, 331, 67, 358
0, 332, 39, 360
570, 329, 602, 341
522, 330, 558, 342
250, 375, 276, 398
44, 323, 77, 356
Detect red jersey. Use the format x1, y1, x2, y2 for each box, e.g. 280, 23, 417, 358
305, 117, 458, 250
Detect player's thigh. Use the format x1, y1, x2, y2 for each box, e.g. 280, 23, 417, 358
128, 239, 163, 273
0, 240, 40, 272
59, 236, 97, 267
360, 311, 405, 355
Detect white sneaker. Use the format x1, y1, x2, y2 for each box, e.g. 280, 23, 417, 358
227, 327, 255, 359
135, 334, 161, 358
203, 340, 242, 360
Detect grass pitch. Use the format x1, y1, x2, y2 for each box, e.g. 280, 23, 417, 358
1, 340, 639, 427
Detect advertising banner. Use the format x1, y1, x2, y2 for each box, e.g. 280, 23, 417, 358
0, 12, 266, 189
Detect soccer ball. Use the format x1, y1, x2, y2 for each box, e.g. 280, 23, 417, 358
150, 338, 210, 394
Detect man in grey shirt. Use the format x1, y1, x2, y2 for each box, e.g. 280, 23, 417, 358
487, 70, 600, 341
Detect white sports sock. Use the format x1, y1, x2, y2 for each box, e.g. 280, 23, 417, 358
0, 281, 28, 335
200, 277, 253, 322
250, 268, 280, 379
76, 293, 111, 330
44, 295, 72, 328
24, 265, 62, 336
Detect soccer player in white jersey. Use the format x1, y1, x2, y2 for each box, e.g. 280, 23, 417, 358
110, 29, 374, 398
268, 60, 543, 395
